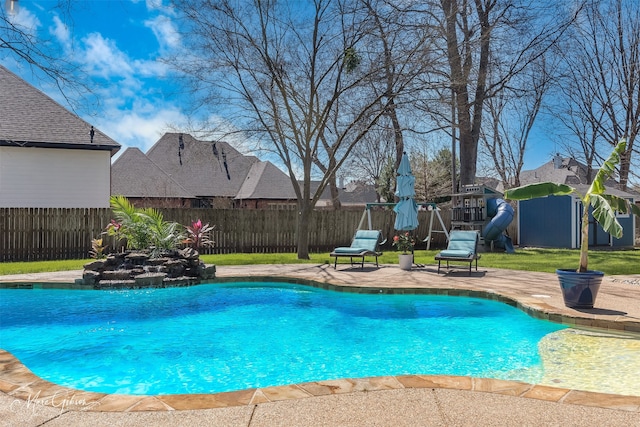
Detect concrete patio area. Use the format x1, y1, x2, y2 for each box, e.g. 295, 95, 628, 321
1, 263, 640, 426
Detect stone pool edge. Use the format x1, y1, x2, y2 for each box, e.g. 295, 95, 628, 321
2, 349, 640, 413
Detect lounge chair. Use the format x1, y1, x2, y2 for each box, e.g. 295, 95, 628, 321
435, 230, 481, 275
330, 230, 383, 270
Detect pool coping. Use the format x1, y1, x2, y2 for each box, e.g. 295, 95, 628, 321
2, 267, 640, 413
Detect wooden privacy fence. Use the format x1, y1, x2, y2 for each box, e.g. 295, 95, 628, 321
0, 207, 518, 262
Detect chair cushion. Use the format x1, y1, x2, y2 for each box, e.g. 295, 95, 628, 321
448, 230, 478, 242
333, 247, 369, 254
446, 240, 476, 251
353, 230, 382, 240
443, 231, 478, 254
437, 249, 473, 258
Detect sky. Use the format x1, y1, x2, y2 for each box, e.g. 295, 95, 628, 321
1, 0, 557, 171
2, 0, 196, 159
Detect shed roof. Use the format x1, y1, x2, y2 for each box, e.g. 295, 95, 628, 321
0, 64, 120, 154
111, 147, 194, 198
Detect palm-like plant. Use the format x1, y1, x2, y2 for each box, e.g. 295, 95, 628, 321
139, 207, 185, 257
106, 195, 183, 256
505, 139, 640, 273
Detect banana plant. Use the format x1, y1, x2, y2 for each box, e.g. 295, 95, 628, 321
505, 139, 640, 273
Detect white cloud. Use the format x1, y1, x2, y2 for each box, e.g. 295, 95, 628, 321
10, 5, 40, 33
81, 32, 135, 79
145, 0, 175, 15
8, 1, 195, 161
92, 104, 189, 155
49, 15, 70, 47
144, 15, 181, 52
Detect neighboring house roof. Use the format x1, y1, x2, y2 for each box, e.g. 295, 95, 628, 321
518, 155, 636, 199
146, 133, 258, 197
339, 182, 379, 205
235, 161, 297, 200
113, 132, 378, 206
0, 64, 120, 154
312, 180, 378, 207
520, 156, 593, 187
111, 147, 194, 198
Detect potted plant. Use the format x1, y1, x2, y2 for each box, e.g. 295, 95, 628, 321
505, 139, 640, 308
393, 231, 416, 271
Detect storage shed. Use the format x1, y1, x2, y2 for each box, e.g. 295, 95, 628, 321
514, 155, 637, 248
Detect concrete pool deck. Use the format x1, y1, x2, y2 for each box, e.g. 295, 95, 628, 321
1, 263, 640, 426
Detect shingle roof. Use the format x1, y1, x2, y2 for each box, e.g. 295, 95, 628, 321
339, 182, 378, 204
519, 156, 636, 199
235, 161, 296, 199
0, 64, 120, 154
308, 181, 378, 206
111, 147, 194, 198
146, 133, 258, 197
520, 157, 593, 187
113, 132, 378, 205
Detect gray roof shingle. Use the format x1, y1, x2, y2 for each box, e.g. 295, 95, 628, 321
111, 147, 194, 198
113, 132, 378, 205
146, 133, 258, 197
235, 161, 297, 200
0, 64, 120, 154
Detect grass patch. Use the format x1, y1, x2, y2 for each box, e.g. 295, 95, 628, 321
0, 248, 638, 276
0, 259, 91, 275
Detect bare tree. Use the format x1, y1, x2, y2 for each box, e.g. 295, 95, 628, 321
360, 0, 436, 170
170, 0, 397, 258
481, 57, 554, 188
430, 0, 577, 186
555, 0, 640, 190
344, 119, 396, 202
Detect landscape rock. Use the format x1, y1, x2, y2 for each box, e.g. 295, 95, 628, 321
82, 248, 215, 289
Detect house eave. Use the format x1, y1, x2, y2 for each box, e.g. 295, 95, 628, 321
0, 140, 121, 156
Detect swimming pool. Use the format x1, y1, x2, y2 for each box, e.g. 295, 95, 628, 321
0, 282, 570, 395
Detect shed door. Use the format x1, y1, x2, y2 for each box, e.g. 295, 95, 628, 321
577, 201, 612, 247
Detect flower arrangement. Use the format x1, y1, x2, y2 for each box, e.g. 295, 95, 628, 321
392, 232, 415, 254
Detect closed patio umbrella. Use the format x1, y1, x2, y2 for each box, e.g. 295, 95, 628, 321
393, 152, 419, 231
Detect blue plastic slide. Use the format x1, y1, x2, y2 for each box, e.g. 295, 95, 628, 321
483, 198, 515, 253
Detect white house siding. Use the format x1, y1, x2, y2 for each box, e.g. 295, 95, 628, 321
0, 146, 111, 208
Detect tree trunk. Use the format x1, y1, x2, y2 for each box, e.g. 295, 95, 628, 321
296, 202, 311, 259
578, 203, 590, 273
329, 179, 342, 210
458, 131, 478, 186
388, 98, 404, 170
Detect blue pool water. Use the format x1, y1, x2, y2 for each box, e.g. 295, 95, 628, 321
0, 283, 566, 395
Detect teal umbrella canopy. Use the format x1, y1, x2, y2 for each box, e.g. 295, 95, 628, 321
395, 174, 415, 198
394, 152, 419, 231
394, 198, 419, 230
397, 152, 412, 176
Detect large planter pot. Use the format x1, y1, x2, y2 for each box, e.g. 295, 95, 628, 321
399, 253, 413, 271
556, 269, 604, 309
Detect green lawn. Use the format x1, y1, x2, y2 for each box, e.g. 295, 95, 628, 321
1, 248, 638, 276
